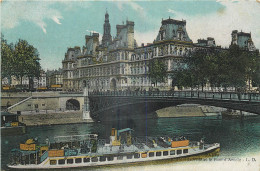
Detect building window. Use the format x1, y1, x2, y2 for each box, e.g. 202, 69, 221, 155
42, 104, 45, 106
28, 104, 31, 107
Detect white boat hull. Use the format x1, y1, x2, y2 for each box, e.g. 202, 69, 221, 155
8, 143, 220, 169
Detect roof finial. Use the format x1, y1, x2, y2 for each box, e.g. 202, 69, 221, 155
169, 16, 170, 19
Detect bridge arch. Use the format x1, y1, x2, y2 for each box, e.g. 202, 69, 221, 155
66, 99, 80, 110
88, 91, 260, 122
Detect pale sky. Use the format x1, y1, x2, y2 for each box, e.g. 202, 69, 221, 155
1, 0, 260, 70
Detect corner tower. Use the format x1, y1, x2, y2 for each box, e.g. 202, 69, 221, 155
231, 30, 256, 51
154, 18, 192, 43
102, 10, 112, 47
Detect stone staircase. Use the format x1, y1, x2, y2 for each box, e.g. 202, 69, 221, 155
7, 96, 32, 112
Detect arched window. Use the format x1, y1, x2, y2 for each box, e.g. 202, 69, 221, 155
173, 30, 175, 36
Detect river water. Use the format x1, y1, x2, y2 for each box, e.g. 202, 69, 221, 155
1, 115, 260, 170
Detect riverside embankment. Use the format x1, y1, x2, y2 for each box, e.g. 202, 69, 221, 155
18, 111, 91, 126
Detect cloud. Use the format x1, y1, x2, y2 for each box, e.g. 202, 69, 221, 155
52, 16, 62, 25
1, 1, 63, 34
167, 1, 260, 48
135, 30, 158, 46
115, 1, 146, 18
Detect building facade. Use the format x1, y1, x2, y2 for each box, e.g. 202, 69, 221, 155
62, 12, 257, 92
2, 71, 47, 89
46, 69, 63, 90
231, 30, 256, 51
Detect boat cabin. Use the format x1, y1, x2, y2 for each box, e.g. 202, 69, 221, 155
1, 111, 20, 127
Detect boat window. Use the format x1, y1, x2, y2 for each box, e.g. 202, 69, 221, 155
156, 152, 161, 156
183, 149, 188, 153
91, 157, 98, 162
67, 159, 73, 164
83, 158, 90, 163
127, 154, 133, 159
75, 158, 82, 163
50, 160, 57, 165
100, 156, 106, 162
58, 159, 65, 165
177, 150, 182, 155
163, 151, 168, 156
107, 156, 114, 161
134, 153, 140, 159
149, 152, 154, 157
141, 153, 147, 158
170, 150, 175, 155
117, 156, 123, 160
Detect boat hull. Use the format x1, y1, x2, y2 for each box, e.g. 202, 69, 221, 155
8, 143, 220, 169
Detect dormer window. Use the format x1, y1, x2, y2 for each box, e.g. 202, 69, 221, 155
178, 32, 181, 39
160, 30, 165, 40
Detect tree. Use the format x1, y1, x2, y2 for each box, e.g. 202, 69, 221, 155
226, 45, 247, 90
184, 48, 214, 91
171, 69, 198, 90
1, 34, 14, 84
148, 58, 167, 87
12, 39, 41, 85
244, 51, 260, 90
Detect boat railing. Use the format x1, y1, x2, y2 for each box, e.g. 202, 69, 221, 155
40, 151, 48, 163
54, 134, 98, 143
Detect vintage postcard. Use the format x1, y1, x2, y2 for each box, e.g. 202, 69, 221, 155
1, 0, 260, 170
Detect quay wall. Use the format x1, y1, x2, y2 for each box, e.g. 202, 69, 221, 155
18, 112, 88, 126
156, 106, 206, 117
2, 92, 84, 114
9, 97, 60, 113
1, 92, 61, 108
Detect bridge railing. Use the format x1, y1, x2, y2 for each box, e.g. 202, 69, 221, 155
89, 90, 260, 102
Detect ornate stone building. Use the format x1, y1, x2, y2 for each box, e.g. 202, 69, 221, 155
231, 30, 256, 51
62, 12, 257, 91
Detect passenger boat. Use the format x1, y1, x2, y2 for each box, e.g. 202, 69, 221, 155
8, 128, 220, 169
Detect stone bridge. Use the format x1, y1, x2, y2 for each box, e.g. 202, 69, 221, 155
88, 91, 260, 122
